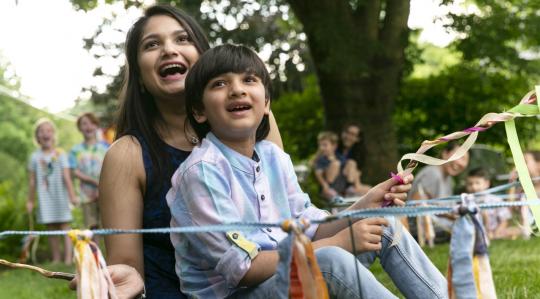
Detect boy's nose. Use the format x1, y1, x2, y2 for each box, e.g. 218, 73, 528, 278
229, 80, 246, 97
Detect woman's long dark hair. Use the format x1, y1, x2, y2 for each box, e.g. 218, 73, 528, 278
115, 4, 210, 189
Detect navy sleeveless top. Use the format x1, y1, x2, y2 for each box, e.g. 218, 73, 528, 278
133, 133, 190, 299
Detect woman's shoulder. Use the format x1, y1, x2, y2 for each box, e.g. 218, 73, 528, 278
101, 135, 146, 186
104, 136, 144, 167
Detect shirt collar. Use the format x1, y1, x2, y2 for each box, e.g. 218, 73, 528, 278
206, 132, 261, 175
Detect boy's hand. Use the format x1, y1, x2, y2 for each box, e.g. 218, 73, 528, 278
358, 173, 413, 209
334, 217, 389, 253
26, 201, 34, 213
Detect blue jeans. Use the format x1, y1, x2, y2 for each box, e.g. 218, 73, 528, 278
232, 217, 448, 299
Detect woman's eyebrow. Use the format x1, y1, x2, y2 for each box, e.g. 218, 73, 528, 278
140, 30, 188, 45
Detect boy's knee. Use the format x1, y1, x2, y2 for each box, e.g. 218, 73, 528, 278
315, 246, 355, 272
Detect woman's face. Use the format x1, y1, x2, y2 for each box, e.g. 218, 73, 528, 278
137, 15, 200, 102
341, 125, 360, 148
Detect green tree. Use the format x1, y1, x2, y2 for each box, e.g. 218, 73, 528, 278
70, 0, 540, 182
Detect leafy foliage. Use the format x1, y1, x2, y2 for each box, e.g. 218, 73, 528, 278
395, 61, 539, 156
0, 93, 80, 257
271, 75, 323, 162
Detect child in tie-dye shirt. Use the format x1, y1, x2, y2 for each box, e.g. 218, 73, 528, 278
69, 112, 109, 230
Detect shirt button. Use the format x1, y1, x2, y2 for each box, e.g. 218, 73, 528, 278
260, 194, 265, 201
256, 166, 260, 172
266, 228, 272, 232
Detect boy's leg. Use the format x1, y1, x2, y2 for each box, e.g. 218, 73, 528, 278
356, 217, 448, 299
231, 246, 397, 299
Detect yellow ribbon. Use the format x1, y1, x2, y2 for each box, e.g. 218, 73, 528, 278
68, 230, 118, 299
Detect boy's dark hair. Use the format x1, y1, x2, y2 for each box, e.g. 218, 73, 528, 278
467, 167, 491, 181
185, 44, 271, 141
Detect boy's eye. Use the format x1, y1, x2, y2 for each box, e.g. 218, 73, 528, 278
244, 75, 258, 83
210, 80, 226, 88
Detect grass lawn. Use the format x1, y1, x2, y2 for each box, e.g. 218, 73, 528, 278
0, 237, 539, 298
371, 237, 540, 298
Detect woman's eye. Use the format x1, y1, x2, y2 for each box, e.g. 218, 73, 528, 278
177, 35, 190, 44
143, 40, 158, 50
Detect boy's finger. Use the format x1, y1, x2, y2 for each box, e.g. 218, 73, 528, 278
365, 217, 389, 226
389, 183, 412, 193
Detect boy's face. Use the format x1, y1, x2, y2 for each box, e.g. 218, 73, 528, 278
78, 116, 98, 141
36, 123, 55, 149
465, 176, 490, 193
195, 72, 269, 141
318, 139, 337, 156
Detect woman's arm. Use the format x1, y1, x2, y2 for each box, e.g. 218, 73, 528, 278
99, 136, 146, 276
266, 111, 283, 149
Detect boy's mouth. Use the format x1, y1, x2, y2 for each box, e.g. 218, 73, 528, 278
159, 63, 187, 78
226, 104, 252, 112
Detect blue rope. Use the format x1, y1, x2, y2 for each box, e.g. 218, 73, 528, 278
2, 200, 539, 238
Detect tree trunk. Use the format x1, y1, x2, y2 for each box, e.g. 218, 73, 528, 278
288, 0, 410, 183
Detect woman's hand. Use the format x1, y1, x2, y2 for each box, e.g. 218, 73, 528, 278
69, 264, 144, 299
356, 173, 414, 209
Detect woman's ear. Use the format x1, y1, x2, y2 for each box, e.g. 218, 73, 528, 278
264, 98, 270, 115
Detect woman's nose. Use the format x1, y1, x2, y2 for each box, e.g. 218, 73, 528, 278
162, 40, 178, 56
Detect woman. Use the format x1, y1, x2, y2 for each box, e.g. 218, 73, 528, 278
97, 5, 282, 298
336, 122, 370, 196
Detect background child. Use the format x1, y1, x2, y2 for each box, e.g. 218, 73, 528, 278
312, 131, 344, 200
27, 118, 78, 264
465, 167, 516, 240
69, 112, 109, 232
166, 44, 446, 298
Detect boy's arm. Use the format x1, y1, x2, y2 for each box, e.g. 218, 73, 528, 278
72, 169, 99, 186
313, 173, 413, 239
323, 156, 341, 183
170, 162, 261, 289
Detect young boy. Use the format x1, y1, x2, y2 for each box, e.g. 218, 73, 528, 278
166, 44, 446, 298
312, 131, 344, 200
465, 167, 515, 240
69, 112, 109, 231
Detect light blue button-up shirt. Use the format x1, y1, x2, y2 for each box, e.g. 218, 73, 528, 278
166, 133, 328, 298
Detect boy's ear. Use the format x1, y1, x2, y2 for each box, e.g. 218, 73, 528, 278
193, 110, 207, 124
264, 98, 270, 115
